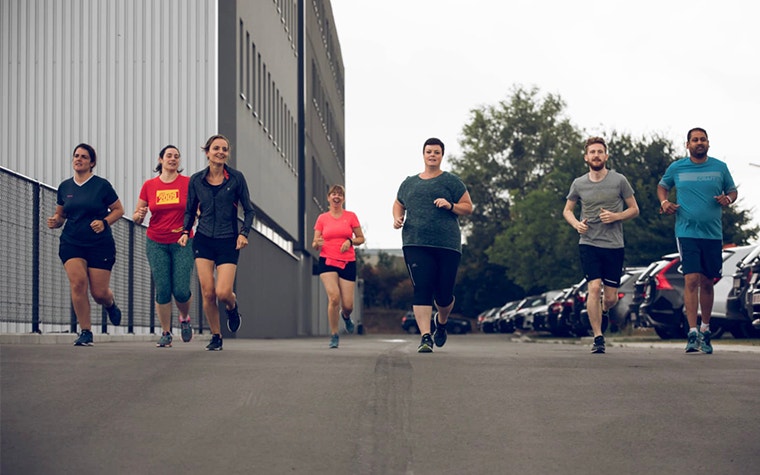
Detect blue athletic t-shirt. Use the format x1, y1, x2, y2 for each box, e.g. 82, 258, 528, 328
659, 156, 736, 240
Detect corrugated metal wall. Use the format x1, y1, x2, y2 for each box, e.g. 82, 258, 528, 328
0, 0, 218, 217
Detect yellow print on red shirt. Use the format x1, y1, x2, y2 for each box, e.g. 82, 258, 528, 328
156, 189, 180, 205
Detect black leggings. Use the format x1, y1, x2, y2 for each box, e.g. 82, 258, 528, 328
403, 246, 461, 307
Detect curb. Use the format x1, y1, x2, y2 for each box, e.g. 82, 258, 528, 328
0, 333, 211, 345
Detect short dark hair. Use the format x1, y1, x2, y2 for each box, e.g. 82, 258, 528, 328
584, 136, 607, 153
154, 144, 182, 174
687, 127, 708, 141
72, 143, 97, 168
423, 137, 445, 155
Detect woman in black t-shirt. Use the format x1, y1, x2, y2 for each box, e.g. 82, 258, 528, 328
47, 143, 125, 346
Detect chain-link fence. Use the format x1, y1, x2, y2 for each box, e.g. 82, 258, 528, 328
0, 166, 204, 335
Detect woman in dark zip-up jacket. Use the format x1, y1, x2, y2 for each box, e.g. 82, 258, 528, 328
178, 134, 255, 351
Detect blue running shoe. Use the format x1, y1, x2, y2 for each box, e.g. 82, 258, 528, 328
329, 333, 339, 349
74, 329, 94, 346
591, 335, 606, 354
106, 302, 122, 326
226, 305, 241, 333
341, 310, 355, 334
700, 330, 713, 354
685, 330, 699, 353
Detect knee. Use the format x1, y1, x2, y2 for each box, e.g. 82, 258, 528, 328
90, 289, 111, 305
215, 288, 234, 303
327, 293, 341, 308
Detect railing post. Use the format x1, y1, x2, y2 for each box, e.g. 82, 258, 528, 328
32, 183, 41, 334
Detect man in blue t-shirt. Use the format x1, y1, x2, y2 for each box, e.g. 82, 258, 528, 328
658, 127, 737, 355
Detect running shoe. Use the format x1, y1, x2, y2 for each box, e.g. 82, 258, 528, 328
206, 334, 223, 351
700, 330, 713, 354
74, 329, 94, 346
156, 332, 173, 348
591, 335, 606, 354
180, 318, 193, 343
685, 330, 699, 353
106, 302, 122, 326
418, 333, 434, 353
329, 333, 339, 349
226, 305, 242, 333
433, 313, 447, 348
341, 310, 355, 334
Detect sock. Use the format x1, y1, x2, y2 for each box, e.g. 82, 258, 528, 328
700, 323, 710, 333
689, 327, 698, 334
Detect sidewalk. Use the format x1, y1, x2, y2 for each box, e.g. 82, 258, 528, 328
0, 333, 211, 345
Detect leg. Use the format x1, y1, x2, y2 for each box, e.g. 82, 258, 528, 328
147, 239, 174, 331
433, 248, 461, 325
195, 258, 221, 334
698, 274, 715, 325
320, 272, 342, 335
157, 303, 173, 333
586, 278, 603, 337
215, 263, 238, 311
413, 305, 434, 335
63, 258, 92, 330
171, 241, 195, 320
338, 278, 355, 318
602, 284, 619, 312
683, 273, 702, 328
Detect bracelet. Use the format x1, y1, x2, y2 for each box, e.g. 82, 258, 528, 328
726, 195, 733, 204
182, 230, 190, 235
660, 200, 668, 206
347, 238, 353, 246
102, 219, 109, 228
449, 202, 455, 211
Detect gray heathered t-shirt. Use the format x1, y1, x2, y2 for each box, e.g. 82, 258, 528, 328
566, 169, 635, 249
396, 171, 468, 253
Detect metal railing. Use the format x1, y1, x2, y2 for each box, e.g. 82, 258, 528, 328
0, 166, 205, 335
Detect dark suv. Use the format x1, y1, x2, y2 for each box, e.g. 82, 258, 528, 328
640, 245, 757, 339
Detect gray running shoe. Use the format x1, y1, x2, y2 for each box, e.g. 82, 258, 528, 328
156, 332, 173, 348
180, 319, 192, 342
74, 329, 94, 346
329, 333, 339, 349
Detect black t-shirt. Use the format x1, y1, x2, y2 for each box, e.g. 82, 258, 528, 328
56, 175, 119, 246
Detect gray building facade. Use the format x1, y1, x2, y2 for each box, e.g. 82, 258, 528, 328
0, 0, 348, 337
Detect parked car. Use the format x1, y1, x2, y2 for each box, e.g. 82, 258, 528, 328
504, 294, 545, 332
482, 302, 517, 333
640, 245, 757, 340
546, 281, 590, 337
724, 244, 760, 337
401, 311, 472, 335
629, 255, 678, 328
607, 267, 647, 333
476, 307, 500, 332
531, 290, 565, 332
493, 300, 522, 333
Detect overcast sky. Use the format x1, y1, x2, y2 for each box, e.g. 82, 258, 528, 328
331, 0, 759, 249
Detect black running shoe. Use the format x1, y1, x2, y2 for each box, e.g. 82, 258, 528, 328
106, 302, 122, 326
226, 305, 241, 333
180, 318, 192, 342
433, 313, 447, 348
591, 335, 606, 354
206, 334, 223, 351
74, 329, 94, 346
418, 333, 434, 353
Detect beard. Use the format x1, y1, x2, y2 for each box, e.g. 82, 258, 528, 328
692, 147, 708, 159
589, 162, 605, 171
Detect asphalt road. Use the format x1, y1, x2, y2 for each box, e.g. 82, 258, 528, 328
2, 333, 760, 475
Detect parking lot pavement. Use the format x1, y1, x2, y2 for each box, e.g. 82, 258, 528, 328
3, 334, 760, 475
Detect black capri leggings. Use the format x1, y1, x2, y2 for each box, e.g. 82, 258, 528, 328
403, 246, 461, 307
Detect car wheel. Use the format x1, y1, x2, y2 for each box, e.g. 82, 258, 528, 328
654, 326, 677, 339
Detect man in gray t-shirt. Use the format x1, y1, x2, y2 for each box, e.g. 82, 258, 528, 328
562, 137, 639, 354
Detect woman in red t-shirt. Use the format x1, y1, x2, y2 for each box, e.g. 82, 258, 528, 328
312, 185, 365, 348
133, 145, 195, 347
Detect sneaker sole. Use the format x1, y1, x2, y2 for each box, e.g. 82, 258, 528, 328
156, 343, 173, 348
74, 342, 94, 347
205, 346, 223, 351
417, 344, 433, 353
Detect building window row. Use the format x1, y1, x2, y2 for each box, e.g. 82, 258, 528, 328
274, 0, 298, 52
311, 157, 330, 210
239, 19, 298, 174
311, 0, 344, 106
311, 60, 344, 172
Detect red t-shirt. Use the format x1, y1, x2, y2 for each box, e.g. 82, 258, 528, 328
314, 210, 360, 262
139, 175, 192, 244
